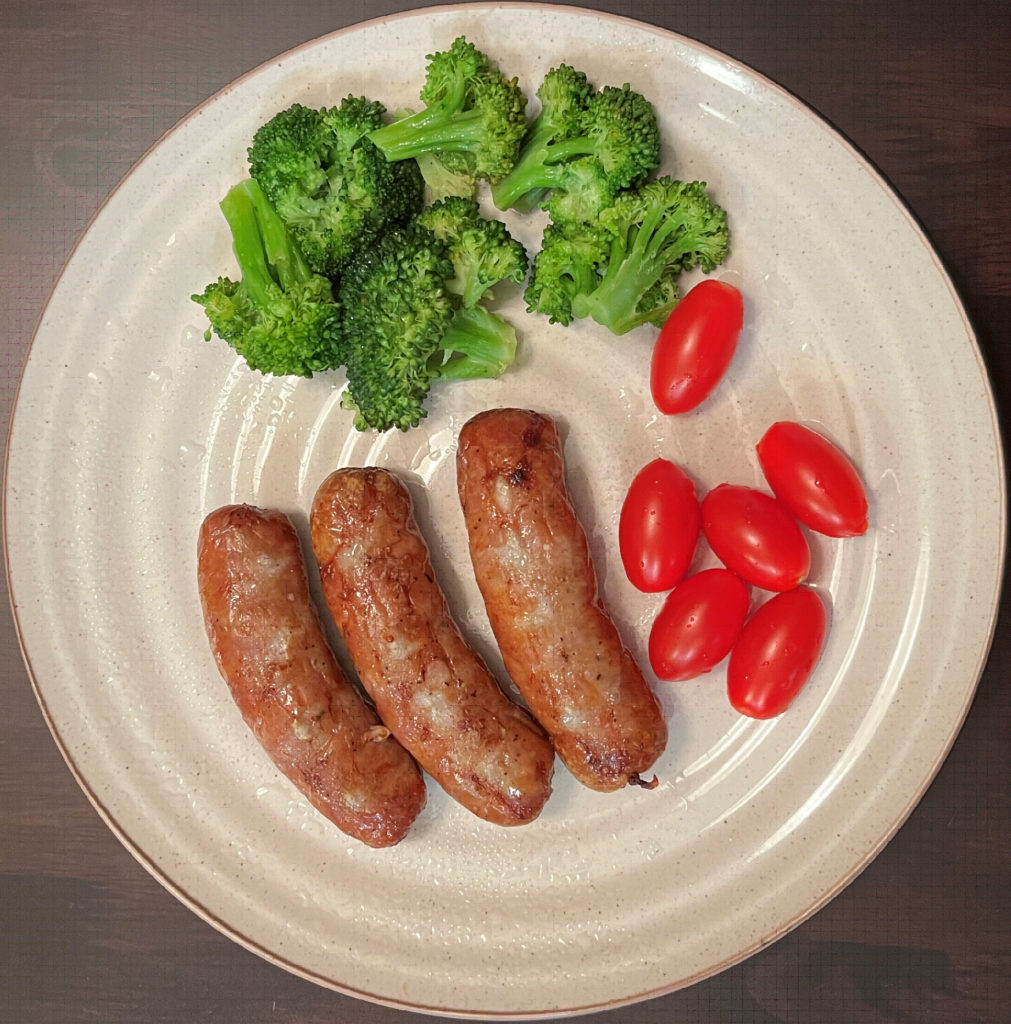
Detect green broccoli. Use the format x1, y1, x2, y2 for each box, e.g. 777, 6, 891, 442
574, 178, 730, 334
368, 37, 527, 184
414, 150, 478, 201
525, 177, 730, 334
492, 69, 660, 217
523, 220, 609, 326
337, 218, 522, 432
416, 196, 528, 308
191, 178, 342, 377
247, 97, 424, 278
393, 108, 479, 200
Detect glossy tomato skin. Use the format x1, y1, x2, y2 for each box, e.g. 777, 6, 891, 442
648, 568, 751, 681
727, 587, 828, 718
757, 421, 869, 537
619, 459, 700, 592
650, 279, 744, 414
701, 484, 810, 592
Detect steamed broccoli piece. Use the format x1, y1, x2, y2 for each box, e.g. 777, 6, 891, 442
337, 220, 522, 432
247, 97, 424, 278
491, 64, 593, 213
368, 37, 527, 184
570, 177, 730, 334
416, 196, 528, 307
492, 70, 660, 217
192, 178, 341, 377
525, 178, 729, 334
524, 220, 610, 326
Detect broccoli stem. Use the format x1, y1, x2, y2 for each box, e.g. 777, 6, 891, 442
537, 135, 597, 166
490, 147, 570, 210
490, 120, 560, 209
429, 305, 517, 380
369, 109, 486, 161
218, 179, 315, 303
369, 76, 473, 160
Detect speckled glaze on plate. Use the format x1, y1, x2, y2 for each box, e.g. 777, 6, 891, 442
4, 4, 1005, 1018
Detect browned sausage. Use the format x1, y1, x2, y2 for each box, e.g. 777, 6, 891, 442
456, 409, 668, 792
310, 468, 555, 826
197, 504, 426, 848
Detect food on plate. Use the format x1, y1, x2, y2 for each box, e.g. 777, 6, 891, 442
196, 504, 426, 848
416, 195, 528, 308
336, 202, 526, 432
727, 586, 829, 718
650, 279, 744, 414
310, 467, 555, 826
619, 457, 701, 593
648, 568, 751, 682
701, 483, 811, 592
525, 177, 730, 334
757, 421, 869, 537
190, 179, 342, 377
456, 408, 668, 791
247, 96, 424, 279
192, 37, 736, 437
491, 64, 660, 219
368, 36, 527, 186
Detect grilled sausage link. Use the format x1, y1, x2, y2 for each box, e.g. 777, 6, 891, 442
310, 468, 555, 826
197, 504, 426, 848
456, 409, 668, 792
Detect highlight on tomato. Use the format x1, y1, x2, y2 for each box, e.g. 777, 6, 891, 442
701, 483, 811, 592
727, 586, 829, 718
757, 421, 869, 537
619, 458, 700, 592
648, 568, 751, 682
650, 279, 744, 414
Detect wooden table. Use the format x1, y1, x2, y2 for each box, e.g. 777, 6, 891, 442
3, 2, 1007, 1020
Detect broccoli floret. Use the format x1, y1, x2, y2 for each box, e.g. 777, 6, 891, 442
191, 178, 341, 377
523, 220, 610, 326
492, 71, 659, 217
569, 177, 730, 334
337, 219, 522, 432
427, 304, 517, 381
368, 37, 527, 184
247, 97, 424, 278
416, 196, 528, 307
491, 64, 593, 213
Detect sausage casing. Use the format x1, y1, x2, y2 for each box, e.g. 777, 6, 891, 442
197, 504, 426, 848
456, 409, 668, 792
310, 468, 555, 826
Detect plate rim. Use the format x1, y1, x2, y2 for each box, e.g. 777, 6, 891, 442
4, 3, 1006, 1018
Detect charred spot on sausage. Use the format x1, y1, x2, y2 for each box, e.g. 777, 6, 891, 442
508, 457, 533, 488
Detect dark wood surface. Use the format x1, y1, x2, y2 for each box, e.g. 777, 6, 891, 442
2, 1, 1008, 1021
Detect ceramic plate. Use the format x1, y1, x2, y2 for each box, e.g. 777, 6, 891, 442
5, 4, 1004, 1018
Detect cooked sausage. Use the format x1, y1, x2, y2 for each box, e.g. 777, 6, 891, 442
310, 468, 555, 826
197, 504, 426, 848
456, 409, 668, 792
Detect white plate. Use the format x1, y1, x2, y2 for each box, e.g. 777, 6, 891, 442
5, 4, 1005, 1018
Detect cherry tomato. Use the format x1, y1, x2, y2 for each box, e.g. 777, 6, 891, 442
701, 484, 810, 592
757, 421, 869, 537
727, 587, 828, 718
619, 459, 700, 592
648, 569, 751, 681
650, 279, 744, 414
